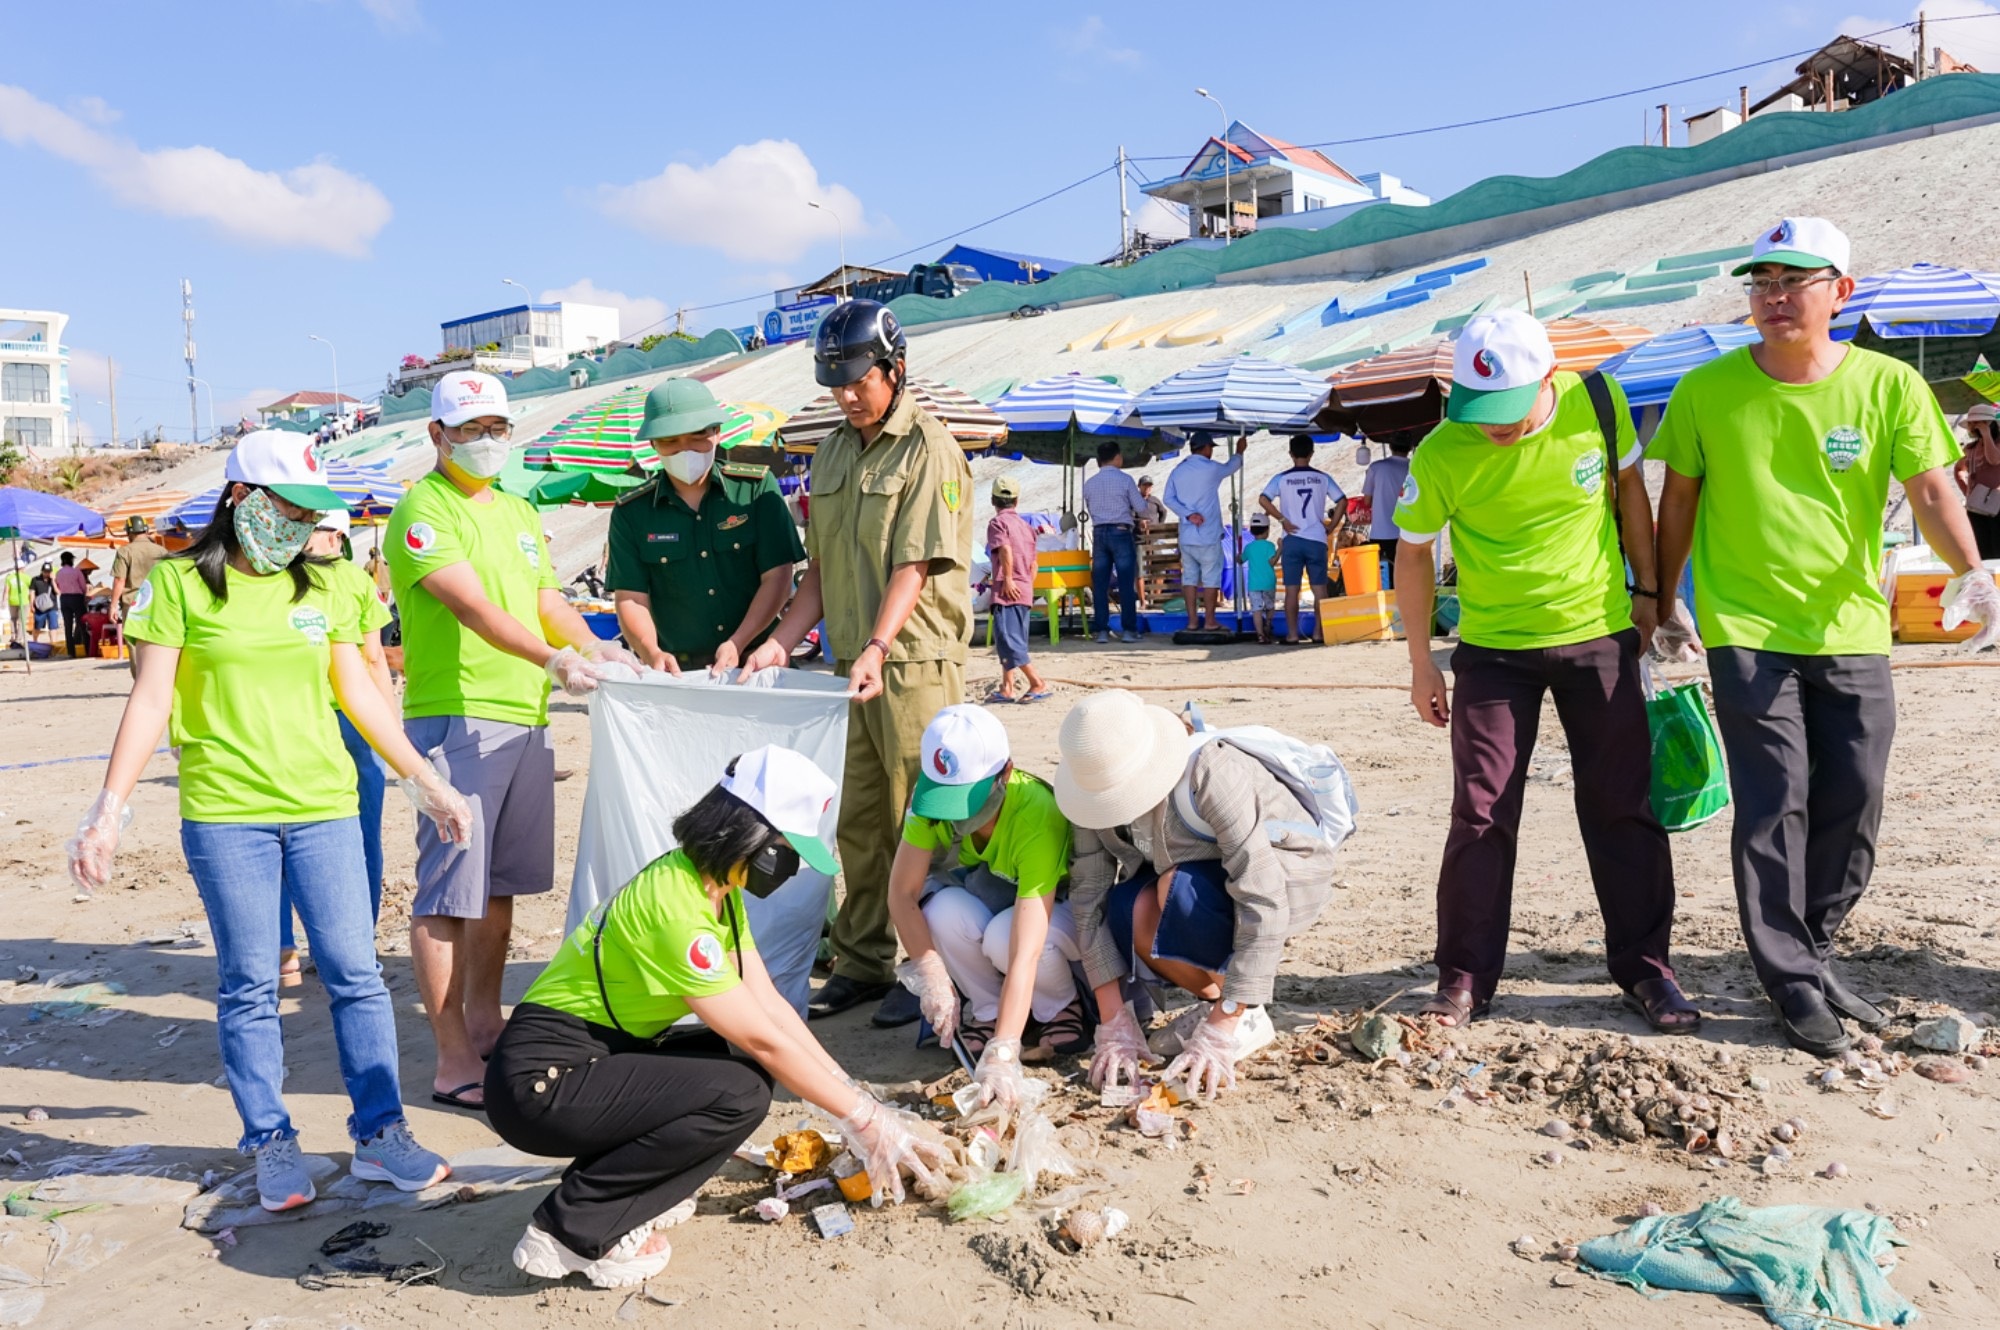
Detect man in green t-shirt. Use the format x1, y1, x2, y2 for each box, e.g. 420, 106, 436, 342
1653, 217, 1999, 1056
384, 369, 642, 1110
1394, 310, 1697, 1034
885, 704, 1079, 1109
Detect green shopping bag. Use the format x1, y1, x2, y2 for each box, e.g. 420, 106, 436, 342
1644, 667, 1730, 833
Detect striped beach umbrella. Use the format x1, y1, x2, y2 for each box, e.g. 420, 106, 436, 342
1594, 324, 1764, 407
1544, 317, 1655, 373
166, 459, 404, 530
777, 379, 1009, 455
522, 385, 652, 472
991, 372, 1142, 435
1130, 355, 1328, 434
1324, 340, 1456, 407
716, 401, 787, 450
1834, 263, 2000, 338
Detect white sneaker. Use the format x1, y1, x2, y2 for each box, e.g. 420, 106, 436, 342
512, 1200, 693, 1289
1149, 1001, 1211, 1059
1150, 1002, 1277, 1062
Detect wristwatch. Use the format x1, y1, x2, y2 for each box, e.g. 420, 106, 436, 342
1217, 998, 1242, 1017
863, 636, 891, 659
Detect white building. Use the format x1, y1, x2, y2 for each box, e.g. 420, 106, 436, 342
0, 308, 72, 457
1141, 122, 1429, 239
392, 300, 622, 393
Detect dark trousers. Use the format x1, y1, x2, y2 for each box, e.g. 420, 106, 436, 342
59, 594, 87, 656
1091, 525, 1139, 634
1435, 629, 1676, 1003
484, 1003, 772, 1260
1373, 539, 1399, 589
1969, 510, 2000, 561
1706, 648, 1895, 1001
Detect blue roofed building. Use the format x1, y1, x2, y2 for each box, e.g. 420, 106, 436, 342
934, 244, 1077, 285
1141, 122, 1429, 240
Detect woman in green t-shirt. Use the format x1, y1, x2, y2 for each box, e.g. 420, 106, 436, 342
484, 745, 948, 1290
65, 432, 476, 1216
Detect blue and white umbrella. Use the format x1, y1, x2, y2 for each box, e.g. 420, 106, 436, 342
1131, 355, 1329, 434
1833, 263, 2000, 339
167, 459, 405, 530
1596, 324, 1764, 408
991, 372, 1145, 436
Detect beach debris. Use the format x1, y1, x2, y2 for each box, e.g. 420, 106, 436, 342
1510, 1234, 1540, 1256
1535, 1151, 1563, 1168
1864, 1096, 1899, 1120
1539, 1120, 1573, 1140
1913, 1057, 1971, 1084
1911, 1014, 1979, 1054
1772, 1122, 1797, 1143
22, 1108, 47, 1124
1822, 1162, 1848, 1179
766, 1130, 831, 1175
754, 1197, 788, 1223
810, 1202, 854, 1239
830, 1153, 872, 1204
1555, 1242, 1580, 1262
1637, 1202, 1665, 1218
1058, 1208, 1107, 1250
948, 1172, 1026, 1223
296, 1221, 443, 1290
1350, 1014, 1403, 1061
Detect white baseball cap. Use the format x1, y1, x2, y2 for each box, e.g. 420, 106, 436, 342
720, 744, 839, 874
911, 704, 1013, 820
314, 506, 351, 535
1447, 310, 1556, 425
225, 430, 345, 511
1965, 402, 1999, 424
430, 370, 514, 426
1732, 217, 1851, 276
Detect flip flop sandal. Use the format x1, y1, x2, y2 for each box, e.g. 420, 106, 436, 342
278, 949, 303, 990
958, 1016, 996, 1061
431, 1082, 486, 1112
1021, 690, 1053, 702
1032, 1000, 1091, 1056
1620, 977, 1703, 1034
1418, 986, 1490, 1027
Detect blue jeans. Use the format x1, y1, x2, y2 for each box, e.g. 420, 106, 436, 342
1091, 525, 1140, 634
182, 817, 406, 1150
282, 710, 386, 949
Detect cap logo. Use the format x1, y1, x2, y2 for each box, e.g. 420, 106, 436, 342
1472, 349, 1499, 380
303, 446, 320, 473
404, 521, 437, 554
687, 933, 724, 973
1770, 222, 1790, 245
931, 746, 958, 779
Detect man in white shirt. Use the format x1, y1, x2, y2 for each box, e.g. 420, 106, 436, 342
1162, 432, 1246, 631
1257, 435, 1344, 644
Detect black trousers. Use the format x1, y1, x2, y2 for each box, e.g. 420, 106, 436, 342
1706, 648, 1896, 1001
1435, 629, 1677, 1003
484, 1003, 772, 1259
59, 594, 86, 656
1969, 510, 2000, 562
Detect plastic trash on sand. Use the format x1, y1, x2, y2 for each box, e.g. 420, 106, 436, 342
1577, 1195, 1915, 1330
948, 1171, 1027, 1223
766, 1130, 831, 1175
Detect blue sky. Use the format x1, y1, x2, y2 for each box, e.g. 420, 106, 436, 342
4, 0, 1984, 443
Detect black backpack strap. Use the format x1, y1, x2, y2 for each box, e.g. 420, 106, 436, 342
1581, 371, 1623, 539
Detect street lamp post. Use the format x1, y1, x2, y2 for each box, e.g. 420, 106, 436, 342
807, 201, 849, 299
186, 377, 217, 443
501, 278, 538, 363
307, 334, 341, 432
1196, 87, 1232, 246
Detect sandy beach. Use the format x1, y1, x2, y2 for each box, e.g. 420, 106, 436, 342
3, 632, 1998, 1329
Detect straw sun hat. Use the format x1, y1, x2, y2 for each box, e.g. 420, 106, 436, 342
1053, 689, 1192, 830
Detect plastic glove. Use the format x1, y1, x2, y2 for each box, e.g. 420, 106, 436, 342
544, 646, 609, 697
1942, 568, 2000, 651
970, 1037, 1027, 1112
894, 952, 959, 1048
582, 639, 644, 674
1164, 1012, 1239, 1100
1088, 1001, 1153, 1091
836, 1093, 949, 1207
399, 759, 473, 848
1650, 600, 1702, 662
65, 790, 132, 896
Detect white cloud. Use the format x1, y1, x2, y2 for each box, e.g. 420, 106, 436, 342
597, 140, 869, 264
0, 84, 392, 256
357, 0, 423, 30
218, 387, 287, 425
537, 279, 669, 340
66, 348, 111, 401
1055, 16, 1142, 67
69, 95, 119, 125
1835, 2, 2000, 71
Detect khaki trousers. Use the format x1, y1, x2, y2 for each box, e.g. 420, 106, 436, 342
828, 658, 964, 983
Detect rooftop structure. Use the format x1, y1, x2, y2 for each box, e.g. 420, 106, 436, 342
0, 308, 72, 458
1142, 122, 1428, 240
260, 390, 361, 420
935, 245, 1076, 285
1748, 34, 1978, 115
391, 300, 622, 393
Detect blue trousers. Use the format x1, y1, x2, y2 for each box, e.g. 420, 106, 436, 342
282, 710, 385, 949
1091, 525, 1140, 634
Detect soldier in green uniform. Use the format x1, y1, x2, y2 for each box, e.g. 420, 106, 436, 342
743, 300, 973, 1026
609, 379, 805, 675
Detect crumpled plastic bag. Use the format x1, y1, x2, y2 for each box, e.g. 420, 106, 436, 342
947, 1170, 1026, 1223
1004, 1112, 1079, 1200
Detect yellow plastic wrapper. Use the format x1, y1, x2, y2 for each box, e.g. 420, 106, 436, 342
831, 1153, 873, 1202
766, 1129, 831, 1174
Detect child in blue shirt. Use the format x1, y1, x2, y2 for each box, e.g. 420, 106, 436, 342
1241, 515, 1280, 644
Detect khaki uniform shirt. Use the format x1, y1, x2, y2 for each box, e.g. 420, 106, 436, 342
805, 394, 972, 664
606, 461, 805, 668
110, 537, 168, 611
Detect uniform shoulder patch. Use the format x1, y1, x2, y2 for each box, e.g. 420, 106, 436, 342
615, 476, 661, 506
719, 461, 769, 479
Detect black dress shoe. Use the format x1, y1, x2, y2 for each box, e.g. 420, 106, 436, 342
1821, 972, 1887, 1031
807, 973, 894, 1021
1776, 987, 1851, 1057
870, 983, 923, 1029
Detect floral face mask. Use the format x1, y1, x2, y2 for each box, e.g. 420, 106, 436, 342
233, 488, 317, 574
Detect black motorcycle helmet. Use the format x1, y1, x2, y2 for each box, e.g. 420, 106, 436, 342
813, 300, 906, 388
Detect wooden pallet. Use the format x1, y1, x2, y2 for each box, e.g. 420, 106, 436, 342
1139, 524, 1183, 608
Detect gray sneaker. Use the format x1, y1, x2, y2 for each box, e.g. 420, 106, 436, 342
350, 1121, 450, 1192
1119, 631, 1142, 643
1093, 632, 1110, 643
255, 1135, 316, 1212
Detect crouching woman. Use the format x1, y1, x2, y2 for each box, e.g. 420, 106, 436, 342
485, 745, 948, 1290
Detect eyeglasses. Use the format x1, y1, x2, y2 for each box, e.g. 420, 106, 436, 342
443, 420, 513, 443
1742, 273, 1839, 298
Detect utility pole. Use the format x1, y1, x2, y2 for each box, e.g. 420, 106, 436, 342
1658, 104, 1670, 148
182, 279, 198, 443
1117, 145, 1131, 263
107, 358, 119, 451
674, 307, 687, 337
1197, 88, 1231, 246
1523, 270, 1535, 317
1916, 10, 1928, 80
1740, 85, 1749, 120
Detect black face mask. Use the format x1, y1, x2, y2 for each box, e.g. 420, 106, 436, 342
743, 840, 801, 898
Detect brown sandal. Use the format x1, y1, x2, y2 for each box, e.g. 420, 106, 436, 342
1621, 977, 1702, 1033
279, 949, 303, 990
1419, 985, 1489, 1027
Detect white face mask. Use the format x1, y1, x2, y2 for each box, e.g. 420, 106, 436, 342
662, 445, 715, 484
449, 438, 511, 479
